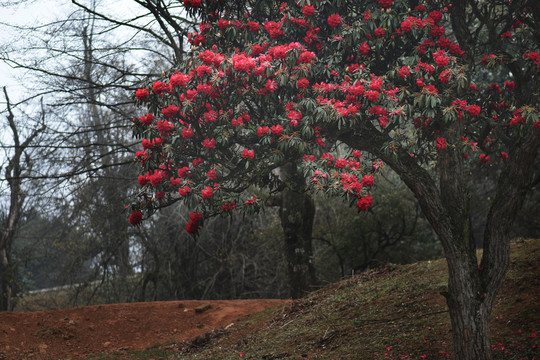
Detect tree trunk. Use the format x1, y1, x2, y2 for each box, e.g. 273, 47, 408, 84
0, 248, 14, 311
279, 162, 316, 299
445, 254, 493, 359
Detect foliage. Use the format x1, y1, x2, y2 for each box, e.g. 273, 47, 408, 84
128, 0, 539, 230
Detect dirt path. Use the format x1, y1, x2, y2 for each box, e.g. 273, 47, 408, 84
0, 299, 288, 359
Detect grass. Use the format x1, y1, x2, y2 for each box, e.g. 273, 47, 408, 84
83, 238, 539, 359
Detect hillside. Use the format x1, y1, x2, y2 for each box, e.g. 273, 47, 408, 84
180, 238, 539, 360
0, 239, 538, 360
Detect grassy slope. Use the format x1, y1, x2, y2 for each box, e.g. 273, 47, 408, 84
99, 239, 540, 360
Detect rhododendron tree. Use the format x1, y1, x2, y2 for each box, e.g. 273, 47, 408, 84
128, 1, 539, 358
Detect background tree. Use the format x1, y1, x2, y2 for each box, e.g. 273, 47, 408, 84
128, 1, 539, 359
0, 88, 45, 311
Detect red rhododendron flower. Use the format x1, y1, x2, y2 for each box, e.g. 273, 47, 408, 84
248, 21, 260, 32
161, 104, 179, 119
170, 72, 189, 88
504, 81, 515, 90
271, 124, 283, 136
135, 88, 149, 100
298, 50, 316, 64
365, 90, 380, 102
481, 54, 497, 67
206, 169, 217, 180
378, 116, 389, 128
257, 126, 270, 136
440, 70, 451, 83
183, 0, 201, 7
288, 110, 302, 122
379, 0, 392, 8
203, 138, 216, 149
399, 66, 410, 78
433, 49, 449, 67
428, 10, 443, 24
423, 84, 438, 95
467, 105, 481, 116
401, 20, 412, 33
221, 202, 236, 212
242, 148, 255, 159
185, 221, 198, 234
436, 137, 447, 150
153, 81, 169, 94
138, 175, 149, 187
178, 186, 190, 196
182, 126, 193, 139
201, 186, 213, 199
374, 27, 385, 37
356, 194, 373, 211
297, 78, 309, 88
264, 21, 284, 38
335, 158, 348, 168
302, 5, 315, 17
479, 154, 490, 163
362, 175, 374, 187
358, 42, 370, 55
178, 166, 190, 178
192, 158, 204, 167
327, 14, 342, 28
129, 210, 143, 226
157, 120, 174, 134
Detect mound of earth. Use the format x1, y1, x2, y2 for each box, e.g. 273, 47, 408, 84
0, 299, 288, 359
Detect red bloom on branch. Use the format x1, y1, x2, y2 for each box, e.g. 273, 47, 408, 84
182, 126, 193, 139
401, 20, 412, 33
428, 10, 443, 24
379, 0, 392, 8
135, 88, 149, 100
206, 169, 217, 180
264, 21, 284, 38
374, 27, 385, 37
178, 186, 190, 196
479, 154, 490, 163
302, 5, 315, 17
356, 194, 373, 211
257, 126, 270, 136
298, 50, 316, 64
358, 42, 370, 55
203, 138, 216, 149
242, 148, 255, 159
271, 124, 283, 136
297, 78, 309, 89
467, 105, 481, 116
161, 105, 178, 119
129, 211, 143, 226
327, 14, 342, 28
201, 186, 213, 199
185, 220, 198, 234
362, 175, 374, 187
436, 137, 447, 150
248, 21, 260, 32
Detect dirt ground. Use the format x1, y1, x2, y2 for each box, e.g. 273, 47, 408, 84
0, 299, 288, 360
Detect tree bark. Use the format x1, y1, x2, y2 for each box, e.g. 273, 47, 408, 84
278, 162, 316, 299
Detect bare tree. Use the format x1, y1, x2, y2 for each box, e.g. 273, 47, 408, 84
0, 87, 45, 311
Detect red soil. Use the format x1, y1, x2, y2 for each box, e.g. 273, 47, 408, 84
0, 299, 288, 359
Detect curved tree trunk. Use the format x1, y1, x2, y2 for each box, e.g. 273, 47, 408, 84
278, 162, 316, 299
